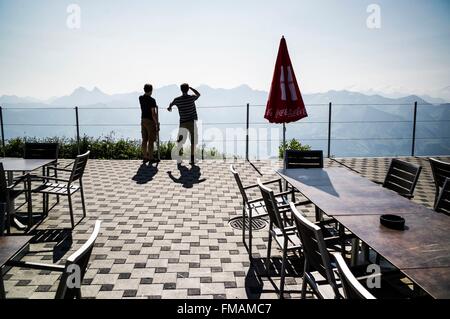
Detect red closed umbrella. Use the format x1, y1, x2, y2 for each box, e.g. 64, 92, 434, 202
265, 36, 307, 124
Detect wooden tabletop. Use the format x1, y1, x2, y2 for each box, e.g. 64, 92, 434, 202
0, 158, 54, 172
334, 213, 450, 269
0, 236, 33, 267
401, 267, 450, 299
276, 167, 430, 216
334, 213, 450, 298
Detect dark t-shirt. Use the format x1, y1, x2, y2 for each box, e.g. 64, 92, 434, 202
139, 95, 157, 120
171, 95, 199, 123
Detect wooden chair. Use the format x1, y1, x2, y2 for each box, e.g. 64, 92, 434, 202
429, 158, 450, 208
289, 202, 342, 299
283, 150, 323, 221
32, 151, 90, 229
258, 179, 303, 298
0, 163, 32, 234
24, 142, 59, 161
7, 220, 101, 299
333, 253, 375, 299
20, 143, 61, 224
230, 165, 303, 260
435, 177, 450, 215
284, 150, 324, 169
380, 159, 421, 199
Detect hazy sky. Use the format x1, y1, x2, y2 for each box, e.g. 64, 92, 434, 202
0, 0, 449, 99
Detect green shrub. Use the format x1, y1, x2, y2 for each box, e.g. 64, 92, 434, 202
279, 138, 311, 159
0, 135, 224, 160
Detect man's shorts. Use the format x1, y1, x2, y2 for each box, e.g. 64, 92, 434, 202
178, 120, 198, 145
141, 118, 157, 143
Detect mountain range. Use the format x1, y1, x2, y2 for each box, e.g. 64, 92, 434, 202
0, 85, 447, 108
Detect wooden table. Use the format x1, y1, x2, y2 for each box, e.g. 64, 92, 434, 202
276, 168, 430, 216
276, 167, 450, 299
0, 235, 33, 299
1, 158, 54, 230
334, 213, 450, 299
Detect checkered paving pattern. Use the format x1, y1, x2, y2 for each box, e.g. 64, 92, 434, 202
2, 156, 448, 299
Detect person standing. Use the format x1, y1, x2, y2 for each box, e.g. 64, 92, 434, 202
168, 83, 201, 164
139, 84, 159, 164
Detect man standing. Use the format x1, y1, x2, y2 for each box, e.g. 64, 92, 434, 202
168, 83, 201, 164
139, 84, 159, 164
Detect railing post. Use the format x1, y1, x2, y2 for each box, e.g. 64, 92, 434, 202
327, 102, 332, 158
75, 106, 80, 155
0, 106, 5, 157
246, 103, 249, 161
411, 101, 417, 157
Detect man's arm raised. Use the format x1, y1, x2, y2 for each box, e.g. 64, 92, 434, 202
190, 87, 201, 98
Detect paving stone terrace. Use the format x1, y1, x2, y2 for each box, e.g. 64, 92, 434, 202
3, 156, 449, 299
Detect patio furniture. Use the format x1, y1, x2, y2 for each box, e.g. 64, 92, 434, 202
258, 179, 303, 298
31, 151, 90, 229
24, 142, 59, 162
0, 235, 33, 299
1, 163, 32, 234
6, 220, 101, 299
333, 253, 375, 299
377, 159, 421, 199
289, 202, 342, 299
284, 150, 324, 169
429, 158, 450, 208
334, 213, 450, 299
435, 177, 449, 214
24, 143, 61, 214
277, 166, 450, 298
0, 158, 55, 231
230, 165, 306, 260
284, 150, 324, 221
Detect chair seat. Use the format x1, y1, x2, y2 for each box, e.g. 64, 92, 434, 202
33, 182, 80, 195
271, 227, 302, 250
246, 196, 287, 218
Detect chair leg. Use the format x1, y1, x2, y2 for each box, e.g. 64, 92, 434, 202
265, 232, 273, 275
301, 260, 308, 299
68, 194, 75, 229
248, 207, 253, 260
80, 184, 87, 219
0, 272, 5, 299
242, 205, 246, 251
279, 243, 288, 299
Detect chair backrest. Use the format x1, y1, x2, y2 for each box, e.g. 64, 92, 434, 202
0, 163, 7, 203
258, 179, 285, 231
24, 142, 59, 160
382, 159, 421, 197
333, 253, 375, 299
230, 165, 249, 204
429, 158, 450, 200
55, 220, 101, 299
284, 150, 323, 169
69, 151, 90, 183
435, 178, 450, 215
290, 202, 340, 298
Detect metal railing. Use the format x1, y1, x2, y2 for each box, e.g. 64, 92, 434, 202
0, 101, 449, 159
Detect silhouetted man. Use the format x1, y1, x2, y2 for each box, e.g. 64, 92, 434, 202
168, 83, 201, 164
139, 84, 159, 164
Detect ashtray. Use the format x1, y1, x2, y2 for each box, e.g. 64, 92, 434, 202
380, 214, 405, 230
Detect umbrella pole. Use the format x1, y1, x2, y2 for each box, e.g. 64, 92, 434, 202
282, 123, 286, 147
